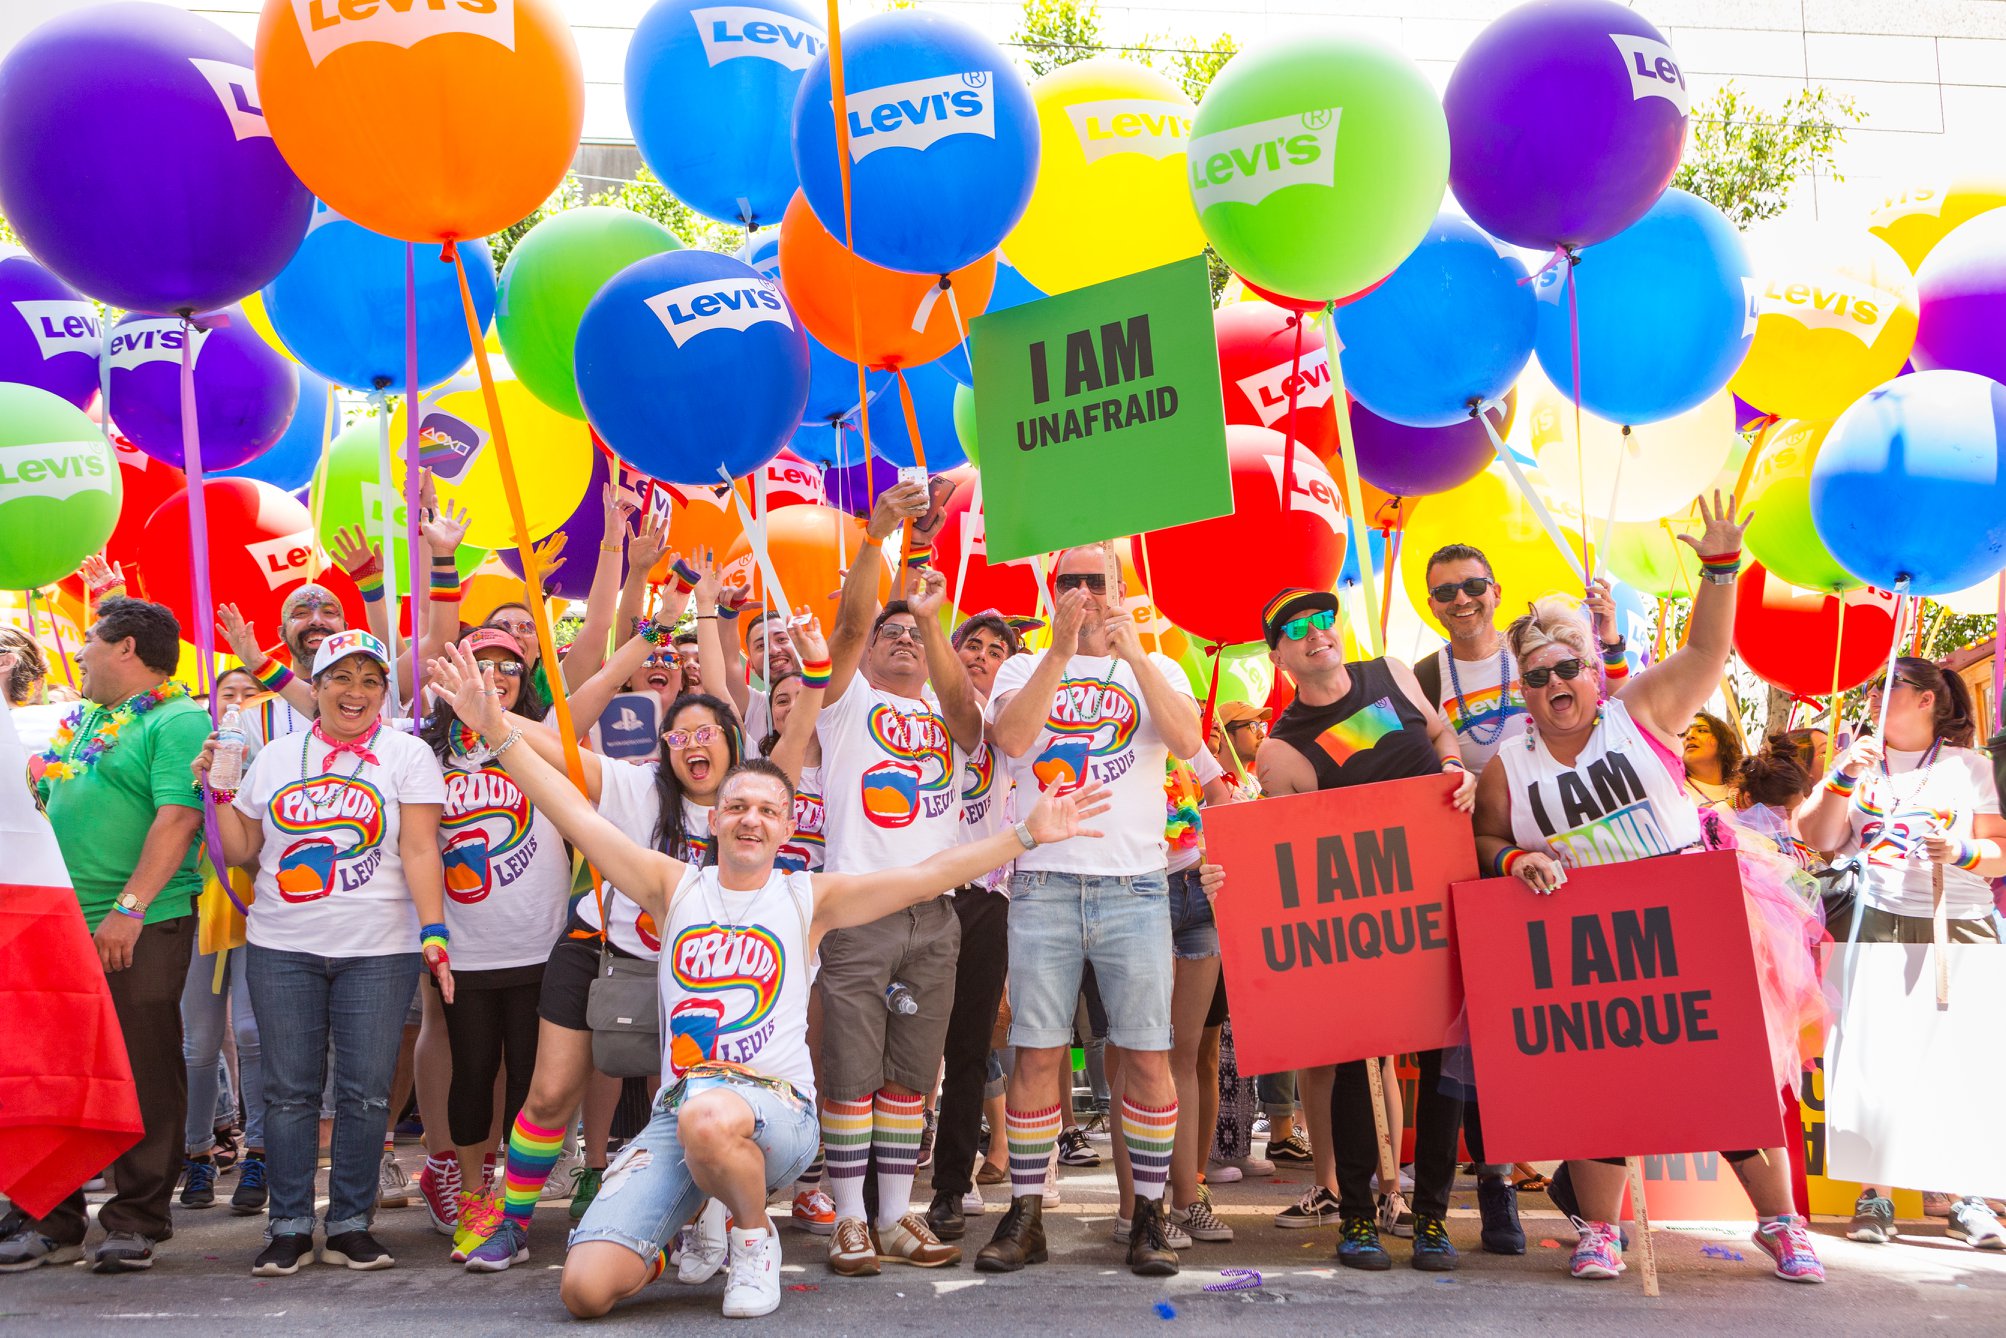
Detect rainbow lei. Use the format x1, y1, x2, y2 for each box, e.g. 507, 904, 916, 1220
39, 682, 189, 783
1164, 757, 1203, 850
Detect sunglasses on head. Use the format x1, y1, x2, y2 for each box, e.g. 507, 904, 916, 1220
1427, 577, 1494, 604
1054, 572, 1107, 593
664, 724, 724, 750
1521, 658, 1586, 688
490, 619, 535, 637
1279, 608, 1337, 641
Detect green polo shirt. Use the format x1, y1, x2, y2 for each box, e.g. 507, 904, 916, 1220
37, 692, 210, 931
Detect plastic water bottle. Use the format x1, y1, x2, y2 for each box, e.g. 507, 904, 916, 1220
884, 981, 919, 1016
208, 706, 246, 793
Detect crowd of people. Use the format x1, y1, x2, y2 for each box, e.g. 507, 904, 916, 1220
4, 476, 2002, 1321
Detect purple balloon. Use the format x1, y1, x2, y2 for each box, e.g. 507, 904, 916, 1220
498, 450, 624, 601
1913, 209, 2006, 383
823, 451, 898, 519
0, 249, 101, 408
1350, 397, 1504, 497
107, 306, 298, 471
0, 3, 311, 313
1444, 0, 1687, 251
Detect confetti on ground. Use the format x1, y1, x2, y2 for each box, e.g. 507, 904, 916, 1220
786, 1284, 820, 1292
1203, 1269, 1262, 1292
1700, 1246, 1745, 1261
1435, 1278, 1456, 1284
1154, 1301, 1178, 1319
1539, 1239, 1562, 1249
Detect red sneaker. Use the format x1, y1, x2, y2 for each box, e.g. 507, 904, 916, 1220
419, 1156, 462, 1237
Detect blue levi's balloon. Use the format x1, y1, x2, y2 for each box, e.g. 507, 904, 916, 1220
262, 202, 494, 392
936, 251, 1045, 386
576, 250, 809, 484
1532, 188, 1753, 426
792, 10, 1039, 275
866, 357, 965, 470
626, 0, 826, 228
1336, 213, 1534, 428
1809, 369, 2006, 595
740, 227, 890, 428
220, 365, 332, 492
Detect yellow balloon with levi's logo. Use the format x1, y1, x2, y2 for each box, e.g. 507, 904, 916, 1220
1867, 175, 2006, 273
1001, 57, 1205, 295
1728, 224, 1917, 424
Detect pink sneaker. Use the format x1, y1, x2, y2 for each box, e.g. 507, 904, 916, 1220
1569, 1220, 1626, 1280
419, 1156, 461, 1237
1753, 1216, 1826, 1283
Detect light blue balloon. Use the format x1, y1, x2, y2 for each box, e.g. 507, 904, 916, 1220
866, 357, 965, 470
261, 202, 494, 392
741, 227, 889, 427
792, 10, 1039, 275
1336, 213, 1534, 429
576, 250, 809, 484
1810, 369, 2006, 595
1608, 578, 1654, 674
937, 252, 1045, 386
627, 0, 824, 228
1532, 188, 1753, 426
219, 366, 331, 492
1337, 521, 1392, 590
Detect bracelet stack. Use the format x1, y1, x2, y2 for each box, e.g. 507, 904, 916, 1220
1823, 768, 1861, 800
251, 659, 295, 693
631, 617, 670, 647
489, 727, 525, 759
798, 655, 833, 690
1699, 548, 1742, 582
1601, 641, 1629, 682
429, 558, 461, 603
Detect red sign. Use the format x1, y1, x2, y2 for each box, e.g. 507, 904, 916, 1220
1451, 851, 1784, 1163
1207, 775, 1475, 1074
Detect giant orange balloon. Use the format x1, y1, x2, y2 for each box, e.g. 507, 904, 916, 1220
652, 481, 746, 581
255, 0, 583, 243
778, 192, 996, 370
725, 504, 892, 611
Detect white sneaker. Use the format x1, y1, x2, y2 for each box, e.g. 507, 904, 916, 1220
541, 1146, 585, 1203
1369, 1164, 1416, 1195
1042, 1157, 1062, 1208
678, 1198, 730, 1284
960, 1187, 985, 1215
1214, 1153, 1274, 1177
376, 1149, 411, 1208
1207, 1163, 1243, 1183
721, 1228, 782, 1319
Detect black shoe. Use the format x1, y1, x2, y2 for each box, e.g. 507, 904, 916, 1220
252, 1233, 315, 1277
90, 1232, 155, 1273
926, 1189, 966, 1242
1478, 1176, 1525, 1255
179, 1156, 216, 1209
1125, 1196, 1179, 1277
1411, 1214, 1460, 1271
321, 1230, 394, 1270
974, 1195, 1047, 1273
231, 1153, 268, 1216
1336, 1216, 1392, 1271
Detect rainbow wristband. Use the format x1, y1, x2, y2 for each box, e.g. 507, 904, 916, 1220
1823, 768, 1860, 799
1953, 838, 1985, 872
420, 923, 449, 957
903, 542, 933, 570
1498, 847, 1529, 878
670, 557, 701, 594
251, 659, 295, 693
1699, 548, 1742, 580
429, 562, 460, 602
797, 656, 832, 690
354, 568, 385, 604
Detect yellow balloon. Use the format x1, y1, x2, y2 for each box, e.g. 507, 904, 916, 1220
1530, 386, 1737, 523
1116, 551, 1189, 662
1931, 574, 2005, 617
1729, 224, 1916, 423
389, 356, 591, 550
1868, 175, 2006, 273
239, 290, 299, 364
1001, 57, 1206, 295
1399, 469, 1589, 623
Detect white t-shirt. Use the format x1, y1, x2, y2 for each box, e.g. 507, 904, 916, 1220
1839, 744, 2002, 919
816, 675, 965, 875
777, 763, 826, 874
573, 757, 712, 958
235, 724, 447, 957
8, 701, 66, 757
440, 747, 570, 971
743, 681, 773, 759
1168, 748, 1226, 875
244, 692, 315, 763
1429, 645, 1526, 773
988, 651, 1194, 876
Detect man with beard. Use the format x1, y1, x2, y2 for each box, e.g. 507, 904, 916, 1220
217, 582, 347, 756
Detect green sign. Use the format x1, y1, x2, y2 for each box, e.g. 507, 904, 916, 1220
971, 256, 1230, 562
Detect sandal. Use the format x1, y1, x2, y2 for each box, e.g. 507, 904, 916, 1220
1513, 1173, 1551, 1194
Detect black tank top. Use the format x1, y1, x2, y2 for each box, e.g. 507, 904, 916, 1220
1268, 657, 1441, 791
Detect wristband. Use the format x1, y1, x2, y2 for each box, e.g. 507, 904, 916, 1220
903, 542, 933, 570
354, 568, 385, 604
87, 572, 125, 600
431, 554, 458, 568
1823, 768, 1861, 798
715, 604, 741, 621
252, 659, 296, 693
860, 534, 887, 549
344, 549, 384, 581
797, 655, 832, 690
1698, 548, 1742, 580
631, 617, 669, 647
111, 900, 147, 921
429, 565, 461, 602
1441, 757, 1467, 773
1952, 838, 1985, 872
420, 922, 449, 955
669, 557, 701, 594
1497, 847, 1529, 879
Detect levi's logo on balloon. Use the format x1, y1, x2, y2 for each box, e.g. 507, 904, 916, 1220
1187, 108, 1340, 211
1608, 34, 1689, 116
844, 72, 995, 161
1235, 344, 1333, 427
13, 301, 100, 361
643, 277, 792, 348
1259, 449, 1344, 534
187, 58, 270, 143
291, 0, 515, 69
692, 6, 827, 72
1754, 274, 1904, 345
106, 320, 211, 372
0, 442, 111, 503
1065, 99, 1192, 164
248, 529, 316, 590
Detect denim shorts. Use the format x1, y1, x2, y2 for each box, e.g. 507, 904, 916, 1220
1006, 869, 1172, 1052
568, 1071, 820, 1260
1167, 866, 1218, 960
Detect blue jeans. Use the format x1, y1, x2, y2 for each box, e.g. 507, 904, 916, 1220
1007, 869, 1172, 1051
569, 1072, 820, 1259
247, 945, 420, 1238
182, 945, 264, 1152
1167, 865, 1218, 960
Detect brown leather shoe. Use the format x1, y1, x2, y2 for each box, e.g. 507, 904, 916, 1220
872, 1213, 962, 1267
975, 1159, 1008, 1186
974, 1194, 1047, 1273
1126, 1195, 1179, 1277
828, 1216, 880, 1277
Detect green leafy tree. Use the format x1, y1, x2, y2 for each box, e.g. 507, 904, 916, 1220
487, 166, 745, 275
1674, 82, 1863, 229
1154, 31, 1236, 105
1010, 0, 1104, 77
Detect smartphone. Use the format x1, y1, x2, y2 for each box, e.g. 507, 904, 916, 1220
896, 465, 928, 493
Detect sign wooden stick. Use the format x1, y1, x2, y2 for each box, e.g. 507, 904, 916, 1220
1933, 861, 1950, 1009
1625, 1155, 1661, 1297
1365, 1058, 1399, 1189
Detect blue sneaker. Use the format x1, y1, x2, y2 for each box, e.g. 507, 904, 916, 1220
231, 1153, 268, 1216
465, 1218, 529, 1273
179, 1157, 217, 1209
1336, 1216, 1391, 1271
1411, 1214, 1459, 1271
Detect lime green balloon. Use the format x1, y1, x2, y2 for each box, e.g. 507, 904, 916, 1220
1604, 518, 1702, 600
497, 207, 683, 418
1743, 420, 1862, 593
952, 382, 979, 467
312, 420, 484, 579
0, 385, 121, 589
1188, 33, 1448, 302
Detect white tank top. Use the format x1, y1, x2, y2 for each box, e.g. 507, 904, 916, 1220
1498, 699, 1703, 868
656, 864, 817, 1102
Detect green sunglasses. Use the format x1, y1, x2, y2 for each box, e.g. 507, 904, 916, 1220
1280, 608, 1337, 641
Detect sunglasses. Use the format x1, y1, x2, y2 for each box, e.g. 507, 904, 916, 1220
1521, 658, 1586, 688
1867, 673, 1918, 696
664, 724, 724, 750
482, 661, 525, 678
489, 619, 536, 637
1054, 573, 1107, 593
1279, 608, 1336, 641
641, 653, 679, 669
876, 623, 921, 644
1428, 577, 1495, 604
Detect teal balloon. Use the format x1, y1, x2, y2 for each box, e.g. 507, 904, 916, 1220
0, 385, 121, 588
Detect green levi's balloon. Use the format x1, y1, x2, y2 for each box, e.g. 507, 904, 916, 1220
952, 381, 979, 467
1187, 33, 1448, 303
497, 207, 684, 419
311, 420, 485, 581
1604, 518, 1703, 601
1743, 419, 1862, 593
0, 385, 121, 589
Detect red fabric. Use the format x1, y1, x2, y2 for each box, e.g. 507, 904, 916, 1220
0, 885, 142, 1218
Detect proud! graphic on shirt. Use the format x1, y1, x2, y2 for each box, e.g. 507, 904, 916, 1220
961, 742, 996, 826
862, 703, 953, 828
442, 766, 536, 903
777, 788, 826, 872
269, 776, 387, 901
1030, 677, 1141, 792
668, 921, 786, 1075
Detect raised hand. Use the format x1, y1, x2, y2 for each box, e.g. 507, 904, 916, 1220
216, 603, 263, 666
1676, 489, 1748, 558
528, 531, 568, 591
1584, 576, 1619, 645
329, 524, 381, 577
628, 513, 671, 575
601, 480, 640, 538
80, 553, 125, 598
690, 548, 725, 610
1024, 777, 1112, 846
867, 481, 928, 542
421, 498, 472, 557
906, 565, 948, 621
791, 609, 829, 664
428, 642, 509, 738
1834, 735, 1883, 780
1103, 602, 1145, 664
1049, 586, 1090, 658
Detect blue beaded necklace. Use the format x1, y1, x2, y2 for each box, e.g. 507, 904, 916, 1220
1445, 647, 1515, 746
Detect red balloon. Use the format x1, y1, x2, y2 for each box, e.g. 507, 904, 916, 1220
138, 480, 327, 637
1215, 305, 1339, 465
1132, 426, 1348, 646
931, 466, 1040, 616
739, 448, 826, 519
105, 436, 185, 578
1733, 562, 1899, 698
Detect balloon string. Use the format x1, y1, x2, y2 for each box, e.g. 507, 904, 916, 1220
1477, 404, 1587, 585
1873, 580, 1911, 744
181, 313, 239, 910
307, 383, 335, 579
1199, 642, 1225, 745
819, 0, 875, 515
947, 473, 977, 619
1825, 594, 1848, 773
1279, 314, 1304, 520
1321, 312, 1382, 656
943, 283, 974, 388
27, 587, 76, 691
1993, 571, 2004, 730
1592, 427, 1630, 584
893, 367, 928, 568
720, 464, 795, 629
1566, 250, 1590, 584
833, 423, 849, 572
367, 386, 403, 720
402, 243, 425, 721
1380, 526, 1401, 645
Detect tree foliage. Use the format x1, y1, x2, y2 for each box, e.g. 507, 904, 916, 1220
1673, 82, 1864, 229
486, 166, 744, 275
1009, 0, 1106, 77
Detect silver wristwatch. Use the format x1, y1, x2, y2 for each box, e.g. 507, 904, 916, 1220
1013, 820, 1038, 851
